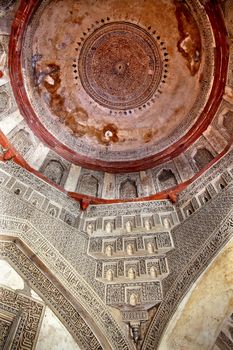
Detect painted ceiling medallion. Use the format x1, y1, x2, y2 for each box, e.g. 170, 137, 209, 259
77, 22, 164, 111
9, 0, 228, 171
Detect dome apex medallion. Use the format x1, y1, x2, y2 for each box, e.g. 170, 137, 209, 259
77, 21, 166, 111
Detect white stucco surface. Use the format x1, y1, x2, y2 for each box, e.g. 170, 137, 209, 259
0, 259, 80, 349
64, 164, 81, 191
0, 259, 24, 289
159, 238, 233, 350
0, 110, 23, 134
36, 307, 80, 350
27, 142, 50, 170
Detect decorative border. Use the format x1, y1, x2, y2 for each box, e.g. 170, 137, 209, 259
0, 286, 44, 350
0, 161, 233, 348
77, 21, 166, 111
0, 216, 132, 350
142, 196, 233, 349
8, 0, 229, 172
22, 0, 214, 161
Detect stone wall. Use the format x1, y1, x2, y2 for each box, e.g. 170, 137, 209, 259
0, 259, 80, 350
0, 159, 233, 349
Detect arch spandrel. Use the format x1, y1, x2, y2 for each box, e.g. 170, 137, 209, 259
0, 0, 233, 349
0, 220, 132, 350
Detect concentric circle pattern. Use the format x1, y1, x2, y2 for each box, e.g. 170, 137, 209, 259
11, 0, 226, 172
78, 22, 163, 110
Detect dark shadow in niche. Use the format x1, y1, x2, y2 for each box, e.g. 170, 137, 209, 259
193, 148, 214, 170
43, 159, 64, 185
78, 174, 99, 197
158, 169, 178, 190
10, 129, 33, 156
119, 179, 138, 199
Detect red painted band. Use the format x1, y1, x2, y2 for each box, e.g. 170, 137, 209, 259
8, 1, 229, 173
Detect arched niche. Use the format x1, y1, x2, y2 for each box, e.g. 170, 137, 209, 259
11, 129, 33, 156
78, 174, 99, 197
0, 237, 114, 350
193, 148, 214, 170
0, 90, 10, 115
43, 159, 65, 185
157, 169, 178, 190
119, 179, 138, 199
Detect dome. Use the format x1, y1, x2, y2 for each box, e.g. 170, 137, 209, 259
1, 0, 232, 201
9, 0, 228, 172
0, 1, 233, 350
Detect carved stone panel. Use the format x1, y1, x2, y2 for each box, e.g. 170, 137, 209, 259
0, 286, 45, 350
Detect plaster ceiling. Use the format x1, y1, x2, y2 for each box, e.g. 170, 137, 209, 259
9, 0, 227, 172
27, 0, 205, 154
0, 2, 233, 348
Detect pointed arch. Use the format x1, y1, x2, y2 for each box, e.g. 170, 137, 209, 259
193, 148, 214, 170
119, 179, 138, 199
158, 169, 178, 190
78, 174, 99, 197
43, 159, 64, 185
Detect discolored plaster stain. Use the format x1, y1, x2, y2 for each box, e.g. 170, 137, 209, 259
27, 0, 215, 161
36, 62, 87, 137
143, 129, 158, 143
102, 124, 119, 144
64, 114, 87, 137
174, 0, 202, 76
144, 131, 153, 143
174, 105, 185, 116
65, 13, 86, 25
199, 71, 204, 83
74, 15, 86, 25
43, 64, 61, 90
34, 29, 133, 147
35, 62, 121, 145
